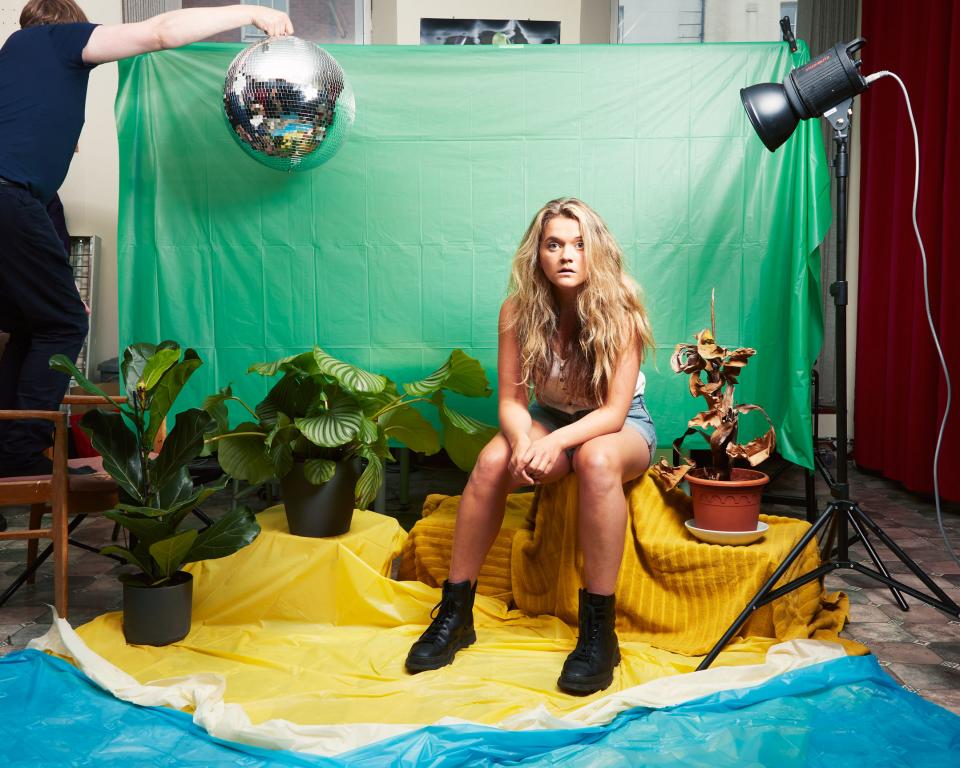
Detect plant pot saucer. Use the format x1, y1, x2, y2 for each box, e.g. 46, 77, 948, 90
684, 519, 769, 546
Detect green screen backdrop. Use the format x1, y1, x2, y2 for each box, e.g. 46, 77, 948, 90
115, 42, 830, 469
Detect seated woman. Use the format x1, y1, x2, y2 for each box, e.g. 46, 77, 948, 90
405, 198, 656, 694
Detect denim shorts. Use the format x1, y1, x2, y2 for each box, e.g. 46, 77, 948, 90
528, 394, 657, 466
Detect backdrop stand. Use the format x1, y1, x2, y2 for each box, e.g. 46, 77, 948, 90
697, 105, 960, 670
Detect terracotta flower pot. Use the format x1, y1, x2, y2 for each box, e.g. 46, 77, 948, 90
686, 468, 769, 532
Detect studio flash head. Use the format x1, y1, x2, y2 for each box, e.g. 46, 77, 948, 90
741, 38, 869, 151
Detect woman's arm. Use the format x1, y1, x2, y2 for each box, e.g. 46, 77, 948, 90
82, 5, 293, 65
497, 299, 532, 447
497, 299, 536, 483
521, 342, 641, 478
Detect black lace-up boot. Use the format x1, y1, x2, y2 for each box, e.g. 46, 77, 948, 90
557, 589, 621, 694
405, 579, 477, 673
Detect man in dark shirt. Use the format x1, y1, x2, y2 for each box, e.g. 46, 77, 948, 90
0, 0, 292, 477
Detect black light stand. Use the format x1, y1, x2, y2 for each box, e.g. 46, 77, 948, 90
697, 102, 960, 671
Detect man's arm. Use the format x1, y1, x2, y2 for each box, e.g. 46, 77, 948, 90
82, 5, 293, 65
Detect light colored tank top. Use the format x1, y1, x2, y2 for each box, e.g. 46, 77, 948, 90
536, 355, 646, 415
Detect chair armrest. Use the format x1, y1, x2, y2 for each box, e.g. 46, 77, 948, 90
0, 409, 63, 423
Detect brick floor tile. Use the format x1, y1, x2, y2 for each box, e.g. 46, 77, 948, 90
867, 642, 943, 664
887, 662, 960, 690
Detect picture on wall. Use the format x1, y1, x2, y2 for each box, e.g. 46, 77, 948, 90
419, 18, 560, 45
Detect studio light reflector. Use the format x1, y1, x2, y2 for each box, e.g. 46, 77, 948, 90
741, 38, 869, 151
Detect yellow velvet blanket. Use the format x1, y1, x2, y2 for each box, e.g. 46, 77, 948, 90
400, 472, 860, 656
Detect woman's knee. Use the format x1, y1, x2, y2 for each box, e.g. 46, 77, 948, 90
573, 442, 621, 493
469, 436, 511, 485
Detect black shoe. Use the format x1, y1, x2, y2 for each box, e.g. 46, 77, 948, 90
0, 456, 97, 478
405, 579, 477, 673
558, 589, 621, 695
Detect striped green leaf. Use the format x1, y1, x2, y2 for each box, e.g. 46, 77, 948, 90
303, 458, 337, 485
357, 416, 380, 444
216, 422, 275, 484
382, 405, 440, 455
294, 391, 362, 447
354, 447, 384, 510
402, 349, 491, 398
313, 348, 387, 393
248, 351, 317, 377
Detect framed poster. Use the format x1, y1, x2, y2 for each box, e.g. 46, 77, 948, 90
419, 18, 560, 45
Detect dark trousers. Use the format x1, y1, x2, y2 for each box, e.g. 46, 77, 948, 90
0, 184, 88, 470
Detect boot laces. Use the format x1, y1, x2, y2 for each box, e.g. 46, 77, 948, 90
421, 596, 458, 642
571, 607, 604, 661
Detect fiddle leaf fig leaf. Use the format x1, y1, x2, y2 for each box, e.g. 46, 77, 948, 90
149, 529, 198, 580
184, 506, 260, 563
100, 545, 154, 578
78, 409, 143, 504
49, 354, 126, 412
151, 408, 212, 492
139, 347, 182, 392
121, 342, 157, 402
146, 349, 202, 448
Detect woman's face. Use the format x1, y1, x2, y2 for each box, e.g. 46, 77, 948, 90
538, 216, 586, 293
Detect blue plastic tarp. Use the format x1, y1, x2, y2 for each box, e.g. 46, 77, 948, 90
1, 649, 958, 767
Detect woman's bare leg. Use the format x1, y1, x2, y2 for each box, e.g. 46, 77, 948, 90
448, 423, 570, 583
573, 428, 651, 595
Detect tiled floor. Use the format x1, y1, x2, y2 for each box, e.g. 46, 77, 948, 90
2, 455, 959, 716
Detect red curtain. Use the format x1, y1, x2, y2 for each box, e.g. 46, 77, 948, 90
856, 1, 959, 500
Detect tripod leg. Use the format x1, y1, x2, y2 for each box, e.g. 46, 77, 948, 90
820, 513, 838, 562
0, 514, 87, 608
697, 502, 839, 670
804, 468, 816, 523
845, 507, 908, 610
852, 505, 958, 610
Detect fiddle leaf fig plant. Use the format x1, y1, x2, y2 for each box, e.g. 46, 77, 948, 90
50, 342, 261, 586
211, 347, 496, 509
652, 293, 776, 490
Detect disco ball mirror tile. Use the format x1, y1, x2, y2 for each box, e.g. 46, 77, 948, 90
223, 36, 355, 172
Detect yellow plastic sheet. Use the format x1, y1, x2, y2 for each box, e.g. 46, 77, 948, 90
77, 506, 848, 728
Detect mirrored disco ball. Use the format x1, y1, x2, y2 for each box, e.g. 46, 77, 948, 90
223, 36, 355, 172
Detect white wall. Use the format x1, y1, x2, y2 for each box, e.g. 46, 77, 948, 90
1, 0, 122, 373
62, 0, 123, 373
704, 0, 784, 41
618, 0, 703, 43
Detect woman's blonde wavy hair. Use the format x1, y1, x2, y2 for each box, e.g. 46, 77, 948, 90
507, 197, 654, 406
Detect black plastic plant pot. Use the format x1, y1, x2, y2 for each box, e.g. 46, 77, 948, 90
281, 458, 360, 537
122, 571, 193, 646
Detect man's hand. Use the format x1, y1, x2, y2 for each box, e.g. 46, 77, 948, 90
250, 7, 294, 37
521, 434, 564, 483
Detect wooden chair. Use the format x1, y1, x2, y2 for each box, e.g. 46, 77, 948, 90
0, 404, 70, 616
0, 395, 147, 619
